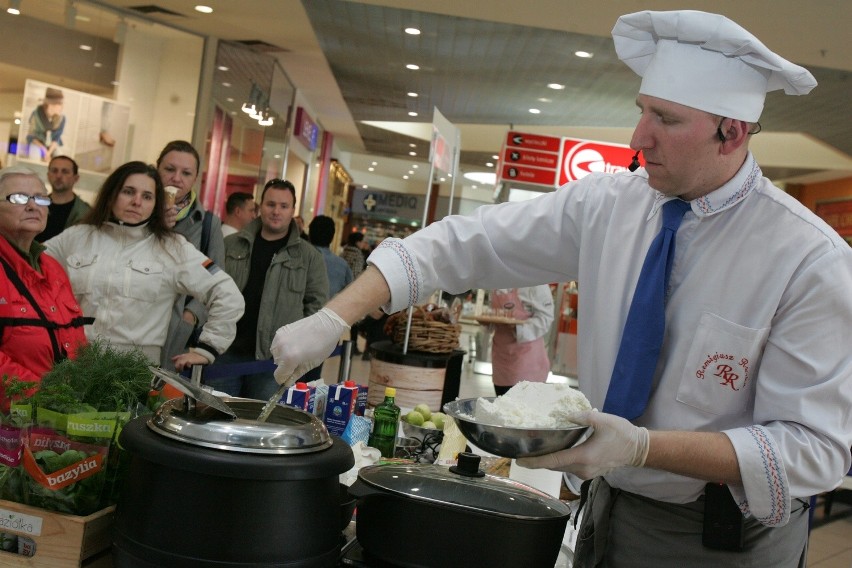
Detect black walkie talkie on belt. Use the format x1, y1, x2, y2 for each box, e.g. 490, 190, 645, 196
702, 483, 745, 551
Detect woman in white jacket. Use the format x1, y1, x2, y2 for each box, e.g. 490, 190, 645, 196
45, 161, 244, 371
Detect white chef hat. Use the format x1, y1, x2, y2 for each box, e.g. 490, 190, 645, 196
612, 10, 817, 122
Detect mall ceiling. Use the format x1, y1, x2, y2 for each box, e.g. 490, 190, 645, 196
36, 1, 852, 188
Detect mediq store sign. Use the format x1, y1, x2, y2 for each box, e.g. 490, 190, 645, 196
351, 188, 424, 223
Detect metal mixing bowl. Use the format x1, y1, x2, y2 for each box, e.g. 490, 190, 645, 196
400, 420, 442, 440
443, 397, 588, 458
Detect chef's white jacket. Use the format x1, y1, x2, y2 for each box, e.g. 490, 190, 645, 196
369, 153, 852, 527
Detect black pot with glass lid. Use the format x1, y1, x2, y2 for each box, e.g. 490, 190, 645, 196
347, 452, 572, 567
112, 370, 354, 568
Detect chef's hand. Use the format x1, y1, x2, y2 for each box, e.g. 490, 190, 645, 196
516, 411, 650, 479
271, 307, 350, 387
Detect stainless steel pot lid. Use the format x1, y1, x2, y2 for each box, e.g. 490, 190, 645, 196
356, 454, 571, 519
148, 397, 332, 454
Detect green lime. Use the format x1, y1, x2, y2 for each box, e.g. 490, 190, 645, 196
414, 404, 432, 421
405, 410, 425, 426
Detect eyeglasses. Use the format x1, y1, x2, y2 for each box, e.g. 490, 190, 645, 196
4, 193, 52, 207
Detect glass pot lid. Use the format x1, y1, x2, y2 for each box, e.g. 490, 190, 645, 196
356, 456, 571, 519
148, 397, 332, 455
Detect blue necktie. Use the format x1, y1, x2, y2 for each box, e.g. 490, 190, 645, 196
603, 199, 691, 420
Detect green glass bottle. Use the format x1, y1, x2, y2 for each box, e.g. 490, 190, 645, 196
368, 387, 401, 458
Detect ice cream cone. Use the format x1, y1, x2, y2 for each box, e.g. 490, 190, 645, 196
164, 185, 179, 208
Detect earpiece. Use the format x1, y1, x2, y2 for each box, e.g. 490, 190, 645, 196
717, 117, 727, 142
628, 151, 641, 172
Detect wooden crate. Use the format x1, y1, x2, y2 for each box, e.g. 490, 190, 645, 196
0, 499, 115, 567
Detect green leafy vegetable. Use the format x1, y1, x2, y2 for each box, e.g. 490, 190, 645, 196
35, 340, 153, 413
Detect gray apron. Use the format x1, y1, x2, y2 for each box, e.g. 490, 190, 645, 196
573, 477, 809, 568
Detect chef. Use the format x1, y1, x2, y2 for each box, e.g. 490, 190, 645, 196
269, 10, 852, 567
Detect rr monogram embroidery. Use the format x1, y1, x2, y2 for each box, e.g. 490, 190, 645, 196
696, 353, 750, 391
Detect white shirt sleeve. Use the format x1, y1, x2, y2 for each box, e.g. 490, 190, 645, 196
515, 285, 555, 343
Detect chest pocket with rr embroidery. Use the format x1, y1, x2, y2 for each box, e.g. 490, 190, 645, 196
676, 312, 769, 416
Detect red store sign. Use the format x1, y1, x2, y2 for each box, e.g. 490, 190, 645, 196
558, 138, 637, 185
497, 131, 641, 189
295, 107, 319, 151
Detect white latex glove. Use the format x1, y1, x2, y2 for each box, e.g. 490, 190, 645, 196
516, 410, 650, 479
271, 307, 350, 387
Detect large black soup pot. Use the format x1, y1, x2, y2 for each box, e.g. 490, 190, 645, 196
112, 396, 354, 568
349, 453, 571, 568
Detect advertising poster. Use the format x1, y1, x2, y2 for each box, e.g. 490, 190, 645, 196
17, 79, 130, 173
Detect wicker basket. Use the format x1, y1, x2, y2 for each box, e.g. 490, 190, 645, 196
384, 305, 461, 354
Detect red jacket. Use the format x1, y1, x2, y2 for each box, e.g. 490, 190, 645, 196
0, 237, 87, 411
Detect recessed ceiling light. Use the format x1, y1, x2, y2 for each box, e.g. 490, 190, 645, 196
537, 97, 551, 103
6, 0, 20, 16
407, 92, 418, 98
371, 161, 377, 166
274, 154, 281, 159
404, 27, 421, 35
412, 164, 418, 168
547, 83, 565, 90
529, 108, 541, 114
440, 177, 446, 182
368, 167, 375, 172
226, 97, 234, 102
218, 66, 229, 71
94, 62, 102, 68
492, 155, 499, 160
403, 175, 410, 180
79, 44, 92, 51
464, 172, 497, 185
485, 162, 494, 167
574, 51, 593, 58
195, 5, 213, 14
76, 14, 91, 22
409, 151, 417, 156
408, 171, 414, 175
14, 118, 20, 125
406, 64, 420, 70
408, 111, 418, 117
222, 82, 231, 87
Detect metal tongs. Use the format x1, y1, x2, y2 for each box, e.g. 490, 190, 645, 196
149, 366, 237, 419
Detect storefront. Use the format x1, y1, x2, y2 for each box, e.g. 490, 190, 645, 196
0, 3, 328, 222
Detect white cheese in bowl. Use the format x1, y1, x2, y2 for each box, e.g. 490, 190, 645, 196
475, 381, 592, 428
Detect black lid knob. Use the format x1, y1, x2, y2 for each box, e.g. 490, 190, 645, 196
449, 452, 485, 478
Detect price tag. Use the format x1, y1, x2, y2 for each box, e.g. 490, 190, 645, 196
0, 507, 43, 536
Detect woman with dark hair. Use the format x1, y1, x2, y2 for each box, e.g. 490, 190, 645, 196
45, 161, 243, 371
156, 140, 227, 370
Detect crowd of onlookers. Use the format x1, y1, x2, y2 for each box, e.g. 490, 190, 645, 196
0, 142, 376, 410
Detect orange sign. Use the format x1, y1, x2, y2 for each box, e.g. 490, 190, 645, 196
815, 199, 852, 237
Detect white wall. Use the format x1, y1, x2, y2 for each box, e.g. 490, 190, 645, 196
116, 28, 202, 164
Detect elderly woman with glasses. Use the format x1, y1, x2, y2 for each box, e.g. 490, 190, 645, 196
45, 161, 244, 372
0, 165, 87, 412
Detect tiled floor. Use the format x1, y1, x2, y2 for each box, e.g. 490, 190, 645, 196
325, 344, 852, 566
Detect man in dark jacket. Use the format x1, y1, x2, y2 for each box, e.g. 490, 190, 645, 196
212, 179, 328, 399
35, 156, 90, 242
